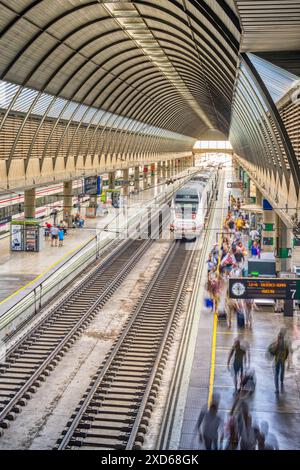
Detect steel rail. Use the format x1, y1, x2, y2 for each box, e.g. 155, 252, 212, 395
56, 239, 195, 450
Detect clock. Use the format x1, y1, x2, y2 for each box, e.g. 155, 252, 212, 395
231, 282, 246, 297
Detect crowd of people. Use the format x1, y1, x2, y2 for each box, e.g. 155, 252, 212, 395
44, 220, 67, 247
195, 325, 292, 450
196, 394, 279, 450
44, 212, 85, 247
199, 193, 296, 450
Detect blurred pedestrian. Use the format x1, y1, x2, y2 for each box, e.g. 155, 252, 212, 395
258, 421, 279, 450
227, 338, 249, 393
226, 297, 238, 329
243, 299, 254, 329
267, 329, 290, 394
195, 397, 222, 450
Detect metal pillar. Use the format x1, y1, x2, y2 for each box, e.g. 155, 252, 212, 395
63, 181, 73, 227
24, 188, 36, 219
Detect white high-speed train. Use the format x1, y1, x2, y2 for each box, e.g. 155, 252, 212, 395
170, 170, 217, 239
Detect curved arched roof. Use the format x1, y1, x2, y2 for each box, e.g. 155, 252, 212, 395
0, 0, 241, 139
0, 0, 299, 199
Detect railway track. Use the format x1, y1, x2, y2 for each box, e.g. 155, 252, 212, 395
56, 240, 194, 450
0, 236, 156, 433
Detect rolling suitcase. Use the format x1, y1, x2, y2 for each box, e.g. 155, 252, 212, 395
237, 310, 245, 328
217, 311, 227, 321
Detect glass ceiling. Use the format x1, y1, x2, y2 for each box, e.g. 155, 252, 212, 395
248, 53, 299, 103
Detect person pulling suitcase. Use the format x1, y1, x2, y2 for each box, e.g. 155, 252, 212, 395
227, 338, 250, 394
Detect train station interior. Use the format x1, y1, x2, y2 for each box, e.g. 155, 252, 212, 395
0, 0, 300, 453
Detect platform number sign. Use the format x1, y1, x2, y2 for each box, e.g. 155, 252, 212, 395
229, 278, 300, 300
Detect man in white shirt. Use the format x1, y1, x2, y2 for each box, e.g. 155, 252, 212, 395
249, 229, 259, 241
50, 225, 59, 247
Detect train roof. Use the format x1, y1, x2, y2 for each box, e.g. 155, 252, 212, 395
174, 184, 203, 201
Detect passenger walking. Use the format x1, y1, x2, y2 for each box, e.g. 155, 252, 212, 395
50, 224, 59, 247
227, 338, 249, 393
258, 421, 279, 450
225, 297, 238, 329
58, 228, 64, 247
243, 299, 254, 329
239, 413, 259, 450
267, 329, 290, 394
196, 398, 222, 450
249, 228, 260, 242
220, 414, 239, 450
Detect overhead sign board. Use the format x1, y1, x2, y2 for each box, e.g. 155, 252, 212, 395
227, 182, 243, 189
84, 176, 101, 195
229, 278, 300, 300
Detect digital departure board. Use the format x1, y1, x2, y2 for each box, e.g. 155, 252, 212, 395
229, 278, 300, 300
227, 182, 243, 189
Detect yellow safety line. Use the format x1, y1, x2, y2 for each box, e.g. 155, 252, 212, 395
0, 235, 95, 307
208, 175, 225, 406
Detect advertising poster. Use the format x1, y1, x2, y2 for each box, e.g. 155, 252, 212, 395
11, 225, 22, 251
25, 227, 37, 251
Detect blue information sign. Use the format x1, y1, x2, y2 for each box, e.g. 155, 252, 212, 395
84, 176, 101, 195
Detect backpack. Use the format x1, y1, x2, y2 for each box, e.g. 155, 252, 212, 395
225, 254, 234, 266
228, 220, 235, 229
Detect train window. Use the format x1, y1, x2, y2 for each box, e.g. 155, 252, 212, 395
175, 203, 198, 218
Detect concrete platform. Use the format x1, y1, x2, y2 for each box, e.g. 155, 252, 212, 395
178, 165, 300, 450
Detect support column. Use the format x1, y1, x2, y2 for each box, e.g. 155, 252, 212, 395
243, 172, 251, 203
167, 160, 171, 178
173, 160, 177, 176
143, 165, 148, 190
170, 159, 174, 176
63, 181, 73, 227
256, 187, 263, 206
276, 218, 293, 272
122, 168, 129, 196
162, 161, 167, 179
108, 171, 115, 190
134, 166, 140, 192
150, 163, 155, 186
157, 161, 162, 179
24, 188, 36, 219
262, 199, 275, 254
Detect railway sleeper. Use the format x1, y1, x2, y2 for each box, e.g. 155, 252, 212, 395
74, 430, 129, 441
78, 422, 132, 433
83, 415, 135, 424
0, 420, 10, 429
